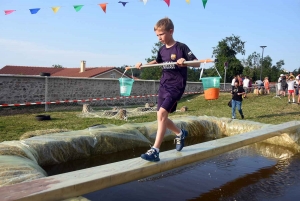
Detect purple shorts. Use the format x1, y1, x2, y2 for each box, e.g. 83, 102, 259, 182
157, 95, 178, 113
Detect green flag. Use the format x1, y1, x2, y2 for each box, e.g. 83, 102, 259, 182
202, 0, 207, 9
73, 5, 84, 12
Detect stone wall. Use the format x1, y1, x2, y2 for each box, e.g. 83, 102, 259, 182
0, 75, 233, 105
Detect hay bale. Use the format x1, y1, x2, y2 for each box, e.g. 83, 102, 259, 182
115, 109, 127, 120
145, 103, 150, 108
0, 141, 38, 163
180, 106, 188, 112
0, 155, 46, 187
103, 111, 118, 116
20, 129, 71, 140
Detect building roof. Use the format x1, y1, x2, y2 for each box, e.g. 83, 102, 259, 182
0, 65, 131, 78
0, 65, 63, 76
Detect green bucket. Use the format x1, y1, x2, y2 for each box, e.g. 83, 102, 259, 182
200, 77, 221, 90
119, 78, 134, 96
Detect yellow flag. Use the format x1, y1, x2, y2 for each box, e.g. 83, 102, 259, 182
186, 0, 190, 3
52, 6, 60, 14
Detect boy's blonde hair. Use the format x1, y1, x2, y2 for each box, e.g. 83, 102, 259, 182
154, 17, 174, 31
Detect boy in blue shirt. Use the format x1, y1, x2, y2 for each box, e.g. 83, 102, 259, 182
135, 17, 200, 162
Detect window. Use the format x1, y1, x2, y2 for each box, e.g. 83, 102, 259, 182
110, 72, 116, 78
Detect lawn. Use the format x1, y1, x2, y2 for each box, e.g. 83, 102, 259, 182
0, 92, 299, 142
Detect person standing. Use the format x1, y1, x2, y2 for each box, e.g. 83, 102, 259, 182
135, 17, 200, 162
231, 75, 236, 90
243, 76, 250, 98
231, 80, 245, 119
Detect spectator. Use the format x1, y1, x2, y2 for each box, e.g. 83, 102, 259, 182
263, 77, 270, 94
243, 76, 250, 98
281, 75, 287, 96
231, 80, 245, 119
278, 74, 283, 96
237, 74, 243, 86
287, 76, 296, 103
231, 75, 236, 90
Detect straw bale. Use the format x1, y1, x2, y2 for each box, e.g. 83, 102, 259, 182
22, 131, 96, 166
0, 155, 46, 187
0, 141, 38, 163
20, 129, 71, 140
89, 126, 151, 155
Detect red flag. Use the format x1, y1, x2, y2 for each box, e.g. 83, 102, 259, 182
164, 0, 170, 7
4, 10, 16, 15
99, 3, 107, 13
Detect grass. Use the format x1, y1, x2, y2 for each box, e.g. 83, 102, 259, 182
0, 92, 299, 142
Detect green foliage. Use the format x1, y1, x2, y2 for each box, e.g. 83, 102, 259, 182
52, 64, 63, 68
212, 35, 246, 82
140, 42, 163, 80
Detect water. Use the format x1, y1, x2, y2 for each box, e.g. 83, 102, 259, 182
42, 136, 300, 201
83, 144, 300, 201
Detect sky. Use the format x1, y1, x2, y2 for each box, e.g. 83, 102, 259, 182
1, 0, 299, 72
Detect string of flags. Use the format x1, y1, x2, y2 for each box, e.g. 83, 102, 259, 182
4, 0, 208, 15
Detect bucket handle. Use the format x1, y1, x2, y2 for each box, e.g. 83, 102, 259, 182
121, 68, 134, 79
199, 61, 222, 80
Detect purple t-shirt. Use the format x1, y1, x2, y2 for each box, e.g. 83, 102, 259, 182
156, 42, 197, 99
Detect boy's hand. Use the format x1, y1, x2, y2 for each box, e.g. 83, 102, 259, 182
177, 58, 186, 67
135, 62, 142, 69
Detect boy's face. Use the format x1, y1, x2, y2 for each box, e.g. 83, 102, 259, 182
155, 28, 173, 44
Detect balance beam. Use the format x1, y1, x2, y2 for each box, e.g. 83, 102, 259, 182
1, 121, 300, 201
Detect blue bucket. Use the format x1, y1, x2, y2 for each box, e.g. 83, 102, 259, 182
200, 77, 221, 90
119, 78, 134, 96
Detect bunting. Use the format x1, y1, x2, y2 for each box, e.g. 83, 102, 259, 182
99, 3, 107, 13
164, 0, 170, 7
3, 1, 210, 16
51, 6, 60, 14
29, 8, 40, 14
4, 10, 16, 15
73, 5, 84, 12
202, 0, 208, 9
118, 1, 128, 7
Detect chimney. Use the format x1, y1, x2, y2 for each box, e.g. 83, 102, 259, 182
80, 60, 86, 73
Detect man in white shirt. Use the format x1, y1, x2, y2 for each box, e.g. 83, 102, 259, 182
243, 76, 250, 98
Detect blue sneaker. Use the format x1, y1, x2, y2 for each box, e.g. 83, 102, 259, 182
141, 148, 160, 162
174, 129, 188, 151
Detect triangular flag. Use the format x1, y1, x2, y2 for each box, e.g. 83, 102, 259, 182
143, 0, 148, 5
73, 5, 84, 12
4, 10, 16, 15
202, 0, 207, 9
186, 0, 190, 4
99, 3, 107, 13
164, 0, 170, 7
29, 8, 40, 14
118, 1, 128, 7
52, 7, 60, 13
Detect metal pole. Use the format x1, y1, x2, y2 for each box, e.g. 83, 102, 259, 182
260, 46, 267, 81
224, 68, 227, 90
45, 76, 48, 112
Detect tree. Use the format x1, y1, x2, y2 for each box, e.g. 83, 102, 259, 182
140, 42, 163, 80
52, 64, 63, 68
119, 64, 141, 78
212, 35, 246, 82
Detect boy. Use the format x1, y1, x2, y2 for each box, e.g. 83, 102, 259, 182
135, 17, 200, 162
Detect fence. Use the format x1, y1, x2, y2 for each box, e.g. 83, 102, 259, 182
0, 75, 280, 115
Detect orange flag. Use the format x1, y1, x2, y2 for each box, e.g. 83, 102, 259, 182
99, 3, 107, 13
164, 0, 170, 7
